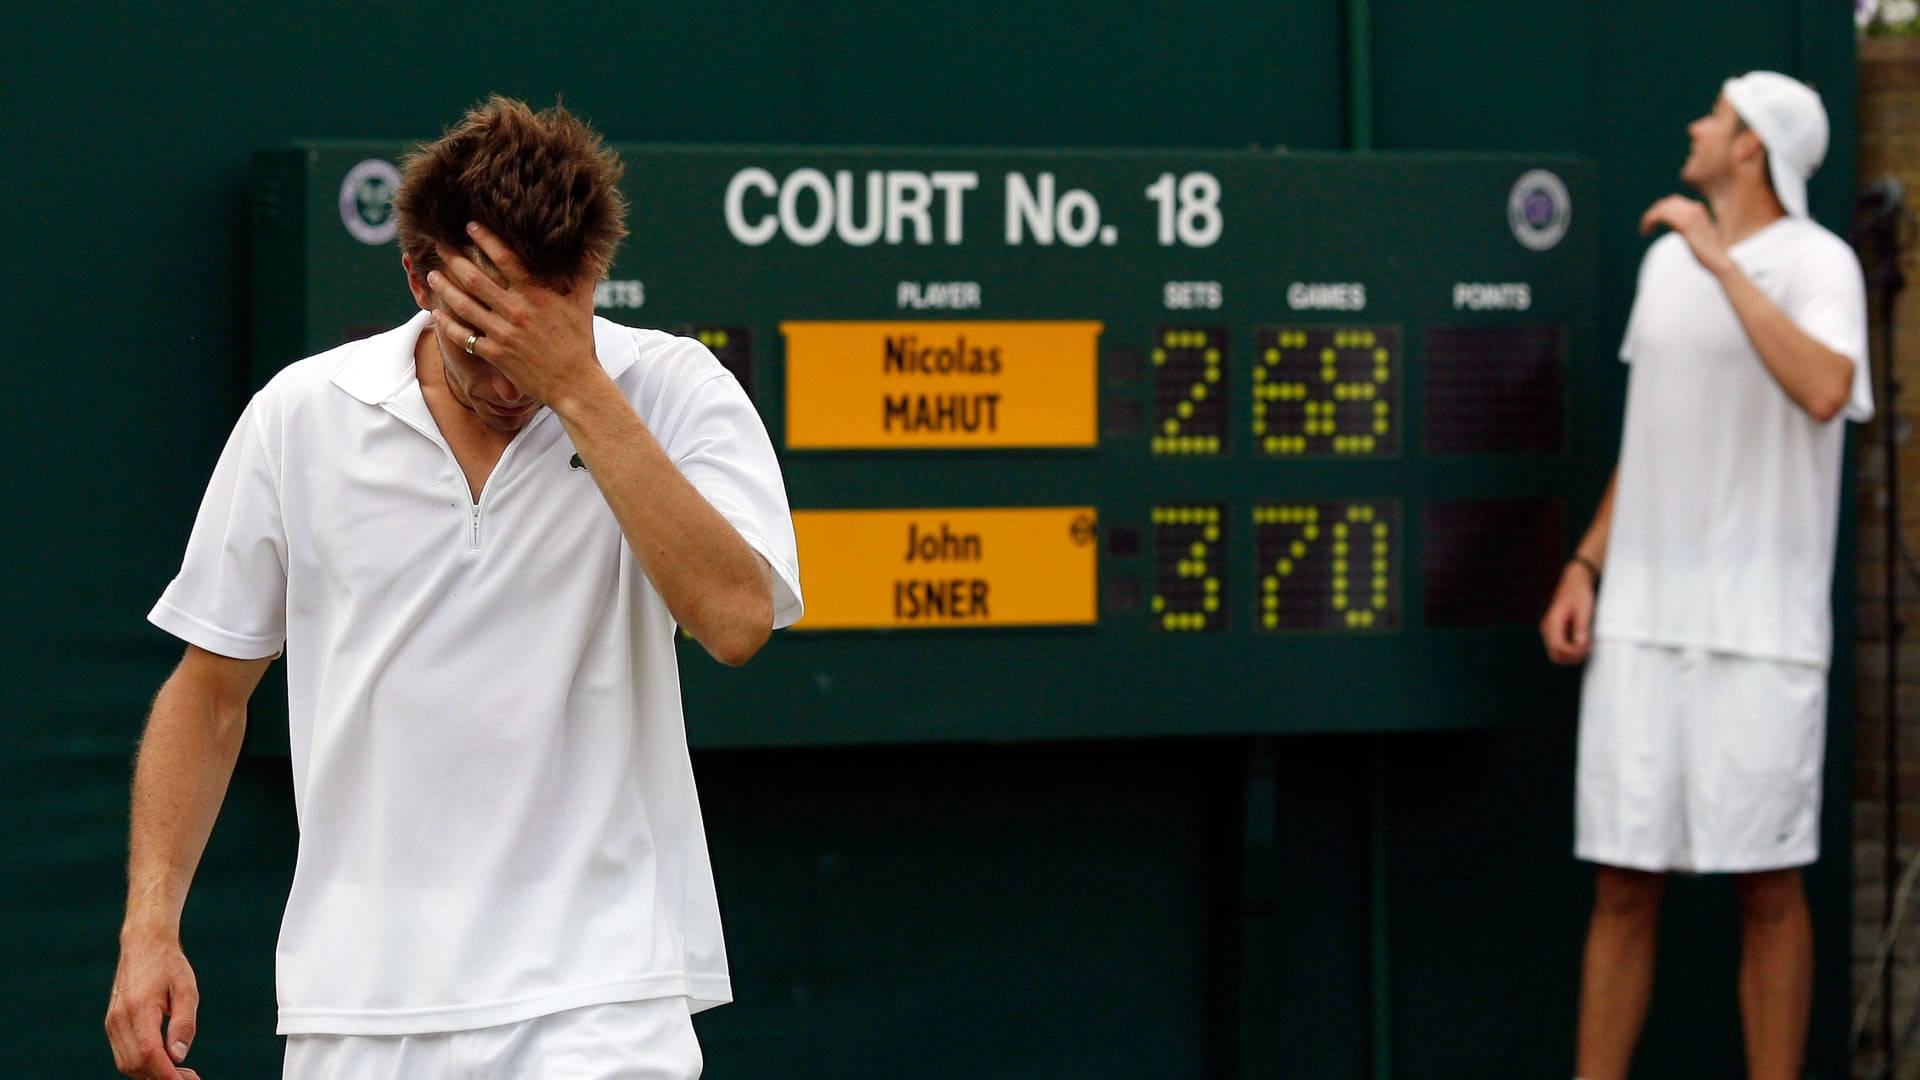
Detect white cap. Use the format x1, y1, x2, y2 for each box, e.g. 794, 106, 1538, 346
1721, 71, 1829, 218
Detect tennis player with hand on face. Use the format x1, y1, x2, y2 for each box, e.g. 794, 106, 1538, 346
106, 96, 802, 1080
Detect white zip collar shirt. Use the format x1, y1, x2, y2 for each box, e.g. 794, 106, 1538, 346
152, 311, 801, 1035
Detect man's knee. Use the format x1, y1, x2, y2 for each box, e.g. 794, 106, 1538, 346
1735, 868, 1806, 925
1592, 865, 1668, 920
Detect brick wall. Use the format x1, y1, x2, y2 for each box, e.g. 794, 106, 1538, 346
1853, 36, 1920, 1080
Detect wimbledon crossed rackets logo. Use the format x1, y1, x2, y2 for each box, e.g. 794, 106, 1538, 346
339, 159, 401, 246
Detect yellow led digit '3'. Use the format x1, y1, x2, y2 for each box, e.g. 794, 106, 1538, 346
1151, 504, 1225, 632
1252, 326, 1399, 457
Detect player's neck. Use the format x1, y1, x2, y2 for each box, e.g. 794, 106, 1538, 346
414, 331, 516, 451
1706, 180, 1788, 248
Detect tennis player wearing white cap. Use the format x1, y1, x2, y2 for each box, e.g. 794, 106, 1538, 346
1541, 72, 1871, 1080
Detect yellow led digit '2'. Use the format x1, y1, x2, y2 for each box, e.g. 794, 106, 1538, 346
1151, 328, 1226, 456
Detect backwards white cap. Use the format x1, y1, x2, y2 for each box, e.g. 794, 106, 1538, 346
1721, 71, 1829, 218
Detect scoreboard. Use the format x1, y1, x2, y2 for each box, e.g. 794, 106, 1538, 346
252, 145, 1604, 745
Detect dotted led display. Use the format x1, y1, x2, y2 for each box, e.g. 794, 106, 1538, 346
1423, 498, 1564, 627
1253, 501, 1399, 631
1252, 326, 1399, 457
1423, 324, 1565, 454
1151, 504, 1225, 633
677, 324, 755, 397
1151, 327, 1227, 456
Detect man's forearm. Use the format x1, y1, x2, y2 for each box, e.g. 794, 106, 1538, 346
1575, 471, 1617, 570
122, 652, 258, 941
550, 373, 774, 666
1715, 263, 1855, 422
423, 225, 777, 663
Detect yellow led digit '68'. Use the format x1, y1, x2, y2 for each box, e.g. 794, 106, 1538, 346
1252, 326, 1399, 457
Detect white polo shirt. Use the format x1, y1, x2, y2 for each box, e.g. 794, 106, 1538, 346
1594, 220, 1870, 666
150, 311, 802, 1035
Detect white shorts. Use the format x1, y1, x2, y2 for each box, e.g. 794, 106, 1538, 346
1574, 638, 1826, 874
283, 998, 703, 1080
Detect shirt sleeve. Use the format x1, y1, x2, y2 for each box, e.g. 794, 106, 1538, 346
659, 368, 805, 629
148, 397, 289, 659
1787, 238, 1873, 422
1618, 237, 1668, 363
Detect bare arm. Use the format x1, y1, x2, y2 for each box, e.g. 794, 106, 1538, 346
106, 645, 271, 1080
1712, 264, 1855, 421
1540, 470, 1616, 665
427, 223, 774, 665
548, 377, 776, 665
1640, 195, 1855, 422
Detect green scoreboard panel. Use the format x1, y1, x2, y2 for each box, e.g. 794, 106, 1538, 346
252, 144, 1602, 745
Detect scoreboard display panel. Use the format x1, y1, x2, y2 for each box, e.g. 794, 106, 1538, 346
252, 144, 1603, 745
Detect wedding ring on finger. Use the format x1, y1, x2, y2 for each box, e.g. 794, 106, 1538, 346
464, 332, 480, 355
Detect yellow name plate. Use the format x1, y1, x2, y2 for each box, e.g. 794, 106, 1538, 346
780, 320, 1102, 449
793, 507, 1099, 630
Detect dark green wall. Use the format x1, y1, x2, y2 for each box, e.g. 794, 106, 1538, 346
2, 3, 1858, 1077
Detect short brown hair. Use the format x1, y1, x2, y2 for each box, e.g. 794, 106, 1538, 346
396, 96, 628, 288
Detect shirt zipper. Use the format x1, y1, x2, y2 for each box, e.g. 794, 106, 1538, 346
385, 404, 546, 556
468, 430, 544, 551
